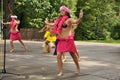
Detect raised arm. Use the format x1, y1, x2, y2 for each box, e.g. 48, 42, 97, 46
71, 9, 84, 25
45, 18, 55, 26
16, 20, 20, 24
39, 25, 48, 33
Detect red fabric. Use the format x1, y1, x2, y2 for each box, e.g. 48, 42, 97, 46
11, 20, 16, 29
10, 31, 21, 41
53, 15, 68, 34
57, 34, 77, 53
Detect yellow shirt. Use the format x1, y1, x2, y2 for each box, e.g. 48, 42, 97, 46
44, 31, 56, 42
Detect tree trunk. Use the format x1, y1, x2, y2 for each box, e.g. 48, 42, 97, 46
3, 0, 14, 21
3, 0, 14, 39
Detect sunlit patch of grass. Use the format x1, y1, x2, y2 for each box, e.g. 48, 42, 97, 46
80, 40, 120, 44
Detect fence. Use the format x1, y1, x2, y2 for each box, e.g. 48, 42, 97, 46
20, 28, 44, 41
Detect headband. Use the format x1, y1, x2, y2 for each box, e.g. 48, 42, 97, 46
60, 6, 71, 14
11, 15, 17, 18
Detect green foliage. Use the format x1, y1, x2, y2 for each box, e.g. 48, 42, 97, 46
0, 1, 3, 20
75, 0, 119, 40
14, 0, 51, 29
111, 19, 120, 39
82, 40, 120, 44
13, 0, 77, 29
12, 0, 120, 40
48, 0, 77, 19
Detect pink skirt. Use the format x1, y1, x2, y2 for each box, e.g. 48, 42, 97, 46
10, 31, 21, 41
57, 34, 77, 53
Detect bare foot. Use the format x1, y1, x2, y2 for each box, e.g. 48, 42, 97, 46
63, 59, 66, 62
10, 49, 14, 53
75, 70, 80, 75
25, 47, 28, 52
57, 72, 63, 76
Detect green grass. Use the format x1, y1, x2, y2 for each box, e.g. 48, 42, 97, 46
80, 40, 120, 44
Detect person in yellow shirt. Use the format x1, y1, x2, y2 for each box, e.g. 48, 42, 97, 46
44, 27, 56, 48
44, 30, 56, 44
39, 19, 56, 53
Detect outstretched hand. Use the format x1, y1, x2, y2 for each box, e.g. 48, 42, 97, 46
45, 18, 49, 24
79, 9, 84, 19
1, 21, 5, 24
38, 30, 43, 33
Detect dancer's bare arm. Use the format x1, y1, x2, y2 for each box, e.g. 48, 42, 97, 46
71, 9, 83, 25
2, 22, 11, 25
16, 20, 20, 24
45, 18, 55, 26
39, 25, 48, 33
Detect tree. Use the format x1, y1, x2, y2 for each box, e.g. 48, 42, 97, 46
14, 0, 51, 29
48, 0, 77, 19
111, 0, 120, 39
75, 0, 119, 40
13, 0, 76, 29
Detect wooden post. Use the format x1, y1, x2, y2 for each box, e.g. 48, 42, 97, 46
0, 40, 3, 69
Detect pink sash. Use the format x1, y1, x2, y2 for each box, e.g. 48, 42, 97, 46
53, 15, 68, 34
11, 20, 17, 29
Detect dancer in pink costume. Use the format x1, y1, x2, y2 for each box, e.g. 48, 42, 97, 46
3, 15, 28, 53
45, 6, 83, 76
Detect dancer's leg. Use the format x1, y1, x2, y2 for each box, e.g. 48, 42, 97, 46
69, 52, 80, 74
57, 52, 63, 76
18, 39, 28, 51
76, 50, 80, 61
62, 53, 67, 62
10, 40, 14, 52
53, 39, 59, 55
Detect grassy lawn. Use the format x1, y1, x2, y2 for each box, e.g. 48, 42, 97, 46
80, 40, 120, 44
